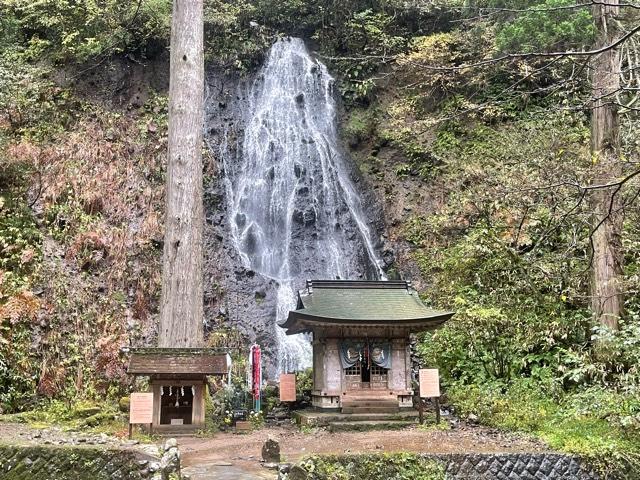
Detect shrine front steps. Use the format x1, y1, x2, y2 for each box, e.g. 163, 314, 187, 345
341, 399, 400, 408
341, 406, 400, 414
341, 394, 401, 414
147, 424, 200, 436
293, 409, 419, 430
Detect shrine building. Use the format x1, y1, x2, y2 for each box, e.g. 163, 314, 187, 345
280, 280, 453, 412
127, 348, 230, 432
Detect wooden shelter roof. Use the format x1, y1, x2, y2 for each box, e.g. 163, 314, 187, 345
127, 348, 230, 375
280, 280, 454, 335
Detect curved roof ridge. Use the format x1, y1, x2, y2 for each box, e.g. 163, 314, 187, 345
281, 280, 454, 335
305, 279, 411, 290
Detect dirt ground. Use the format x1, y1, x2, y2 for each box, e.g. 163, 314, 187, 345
0, 421, 550, 479
178, 422, 549, 475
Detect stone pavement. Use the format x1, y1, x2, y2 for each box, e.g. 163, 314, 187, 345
182, 462, 277, 480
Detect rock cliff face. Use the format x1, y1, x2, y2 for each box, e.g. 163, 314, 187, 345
202, 38, 390, 377
44, 39, 407, 379
55, 38, 403, 379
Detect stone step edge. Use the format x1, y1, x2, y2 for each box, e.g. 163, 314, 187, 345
328, 420, 415, 432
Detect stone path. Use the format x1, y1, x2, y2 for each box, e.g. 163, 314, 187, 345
183, 463, 276, 480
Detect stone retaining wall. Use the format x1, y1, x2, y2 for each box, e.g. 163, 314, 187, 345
0, 444, 149, 480
438, 453, 598, 479
282, 452, 602, 480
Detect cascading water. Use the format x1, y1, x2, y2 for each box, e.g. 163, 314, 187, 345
210, 37, 385, 373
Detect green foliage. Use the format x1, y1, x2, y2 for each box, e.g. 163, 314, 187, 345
563, 322, 640, 391
0, 198, 41, 293
248, 409, 265, 428
0, 50, 75, 140
411, 113, 599, 382
316, 8, 406, 104
296, 367, 313, 395
203, 0, 414, 100
411, 110, 640, 405
397, 96, 640, 478
343, 108, 377, 147
298, 453, 446, 480
262, 383, 279, 413
0, 108, 43, 411
383, 55, 640, 471
203, 0, 271, 72
380, 123, 436, 178
211, 384, 251, 427
494, 0, 595, 53
0, 399, 119, 427
0, 326, 39, 412
446, 381, 640, 477
4, 0, 171, 63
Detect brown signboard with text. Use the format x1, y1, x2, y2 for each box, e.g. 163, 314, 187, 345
279, 373, 296, 402
235, 420, 252, 432
419, 369, 440, 398
130, 392, 154, 424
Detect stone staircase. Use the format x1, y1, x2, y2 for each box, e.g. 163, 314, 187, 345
293, 391, 419, 432
304, 391, 415, 431
152, 424, 201, 436
328, 418, 416, 432
341, 391, 400, 414
293, 407, 419, 433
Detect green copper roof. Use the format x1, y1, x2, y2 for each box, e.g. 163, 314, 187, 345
281, 280, 454, 334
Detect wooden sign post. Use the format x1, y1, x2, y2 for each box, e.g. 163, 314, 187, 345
279, 373, 296, 403
129, 392, 154, 439
418, 369, 441, 425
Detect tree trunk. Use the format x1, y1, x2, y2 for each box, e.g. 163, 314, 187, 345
590, 0, 623, 331
159, 0, 204, 347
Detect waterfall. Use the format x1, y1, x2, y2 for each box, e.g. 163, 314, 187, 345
212, 37, 384, 373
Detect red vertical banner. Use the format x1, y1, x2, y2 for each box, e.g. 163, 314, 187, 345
251, 344, 262, 410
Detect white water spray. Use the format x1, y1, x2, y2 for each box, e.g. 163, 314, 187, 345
215, 38, 385, 373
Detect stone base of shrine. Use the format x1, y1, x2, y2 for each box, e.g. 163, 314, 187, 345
311, 390, 416, 410
292, 409, 419, 430
311, 393, 341, 410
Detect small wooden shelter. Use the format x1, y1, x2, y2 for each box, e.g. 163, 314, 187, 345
127, 348, 230, 431
281, 280, 453, 412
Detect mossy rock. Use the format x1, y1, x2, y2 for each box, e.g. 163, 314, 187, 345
118, 397, 130, 413
289, 465, 309, 480
0, 413, 30, 424
75, 406, 102, 418
80, 412, 116, 427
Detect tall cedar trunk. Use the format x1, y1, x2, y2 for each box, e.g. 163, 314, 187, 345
590, 0, 623, 331
158, 0, 204, 347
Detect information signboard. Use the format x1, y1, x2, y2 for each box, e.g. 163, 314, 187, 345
279, 373, 296, 402
130, 392, 154, 425
419, 369, 440, 398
